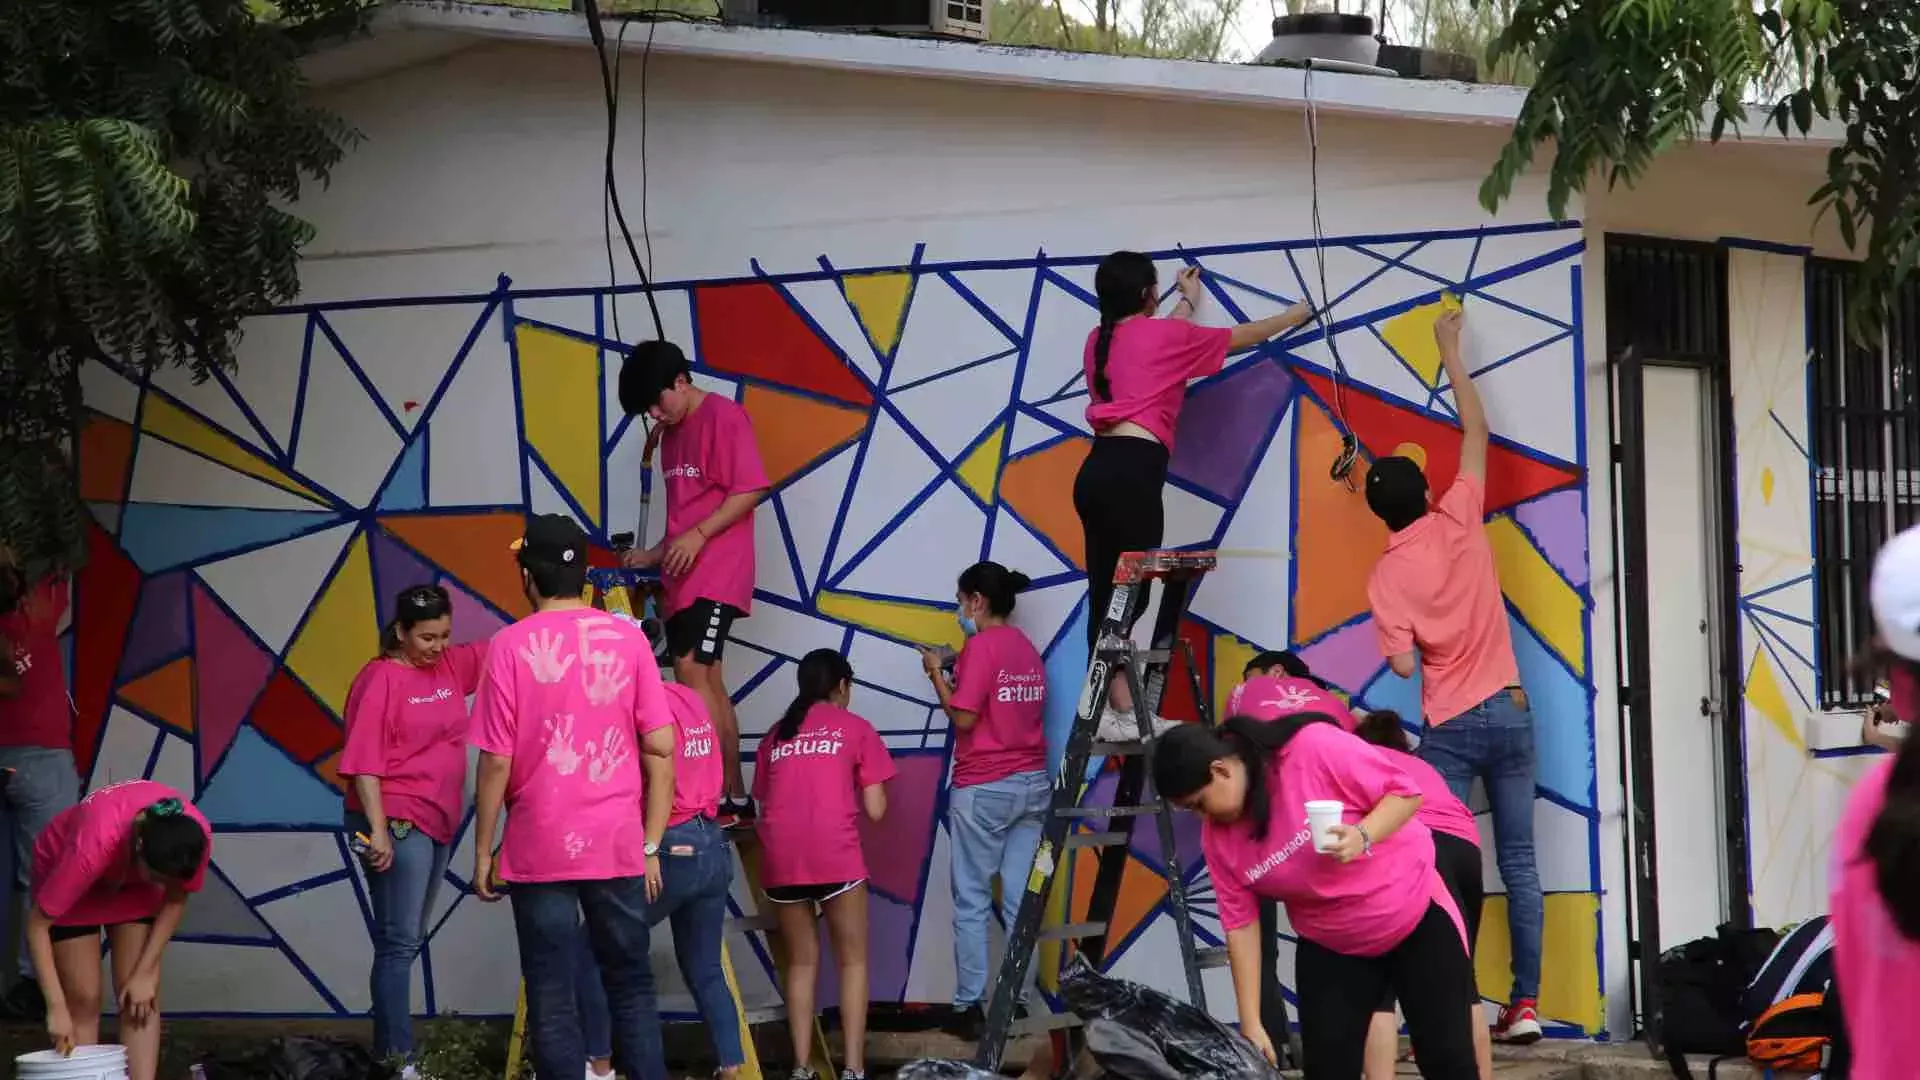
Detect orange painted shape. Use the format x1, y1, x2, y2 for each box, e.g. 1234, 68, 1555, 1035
118, 657, 195, 733
79, 414, 135, 503
314, 751, 347, 793
740, 384, 870, 487
379, 512, 533, 619
1069, 848, 1169, 956
252, 670, 346, 764
1294, 400, 1392, 642
999, 437, 1092, 569
1296, 371, 1580, 514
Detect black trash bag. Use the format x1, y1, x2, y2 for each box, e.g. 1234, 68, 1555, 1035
896, 1060, 1001, 1080
1082, 1018, 1182, 1080
1058, 954, 1280, 1080
195, 1037, 386, 1080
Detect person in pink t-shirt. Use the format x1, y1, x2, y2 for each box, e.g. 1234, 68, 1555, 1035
753, 649, 895, 1080
338, 583, 490, 1067
1364, 309, 1544, 1044
620, 341, 772, 831
1, 563, 80, 1010
28, 781, 210, 1080
919, 561, 1050, 1039
1353, 710, 1491, 1080
470, 515, 678, 1080
1153, 716, 1476, 1078
1827, 524, 1920, 1079
1074, 252, 1312, 738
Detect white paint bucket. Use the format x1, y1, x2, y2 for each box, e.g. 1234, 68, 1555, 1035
15, 1044, 131, 1080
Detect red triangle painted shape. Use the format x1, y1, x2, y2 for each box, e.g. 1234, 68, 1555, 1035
1295, 371, 1580, 514
694, 283, 874, 407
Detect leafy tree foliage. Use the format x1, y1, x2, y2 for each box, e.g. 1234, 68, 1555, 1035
0, 0, 370, 582
1475, 0, 1911, 341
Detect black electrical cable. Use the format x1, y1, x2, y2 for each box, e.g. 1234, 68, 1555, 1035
604, 16, 632, 342
1303, 62, 1361, 486
583, 0, 664, 342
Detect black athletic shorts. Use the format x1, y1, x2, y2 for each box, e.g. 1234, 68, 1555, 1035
666, 599, 742, 665
1379, 830, 1484, 1013
765, 880, 864, 906
52, 916, 155, 942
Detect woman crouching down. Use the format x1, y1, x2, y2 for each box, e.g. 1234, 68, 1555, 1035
1152, 716, 1479, 1079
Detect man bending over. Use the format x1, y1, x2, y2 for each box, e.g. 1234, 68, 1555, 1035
1363, 308, 1544, 1044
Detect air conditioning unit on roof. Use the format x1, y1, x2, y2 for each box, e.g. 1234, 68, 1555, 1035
727, 0, 988, 41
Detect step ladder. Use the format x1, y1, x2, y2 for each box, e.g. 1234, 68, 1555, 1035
972, 548, 1220, 1072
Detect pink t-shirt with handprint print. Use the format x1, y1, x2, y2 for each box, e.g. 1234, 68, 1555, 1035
471, 607, 674, 883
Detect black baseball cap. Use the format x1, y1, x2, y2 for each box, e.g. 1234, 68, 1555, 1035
511, 514, 588, 569
1364, 455, 1429, 530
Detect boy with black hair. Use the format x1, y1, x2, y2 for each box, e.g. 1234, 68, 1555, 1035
471, 514, 679, 1080
618, 342, 771, 830
1364, 309, 1544, 1044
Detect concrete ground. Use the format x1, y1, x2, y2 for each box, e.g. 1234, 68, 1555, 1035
0, 1020, 1806, 1079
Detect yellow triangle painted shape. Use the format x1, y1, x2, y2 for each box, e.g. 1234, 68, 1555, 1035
956, 424, 1006, 501
818, 590, 961, 650
141, 397, 326, 505
515, 326, 603, 527
1379, 300, 1449, 387
285, 533, 380, 714
842, 273, 914, 356
1744, 647, 1803, 749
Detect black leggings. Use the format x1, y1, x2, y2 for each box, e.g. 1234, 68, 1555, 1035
1072, 436, 1169, 655
1296, 902, 1479, 1080
1379, 831, 1484, 1012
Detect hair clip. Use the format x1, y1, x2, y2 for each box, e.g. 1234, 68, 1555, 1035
147, 798, 184, 818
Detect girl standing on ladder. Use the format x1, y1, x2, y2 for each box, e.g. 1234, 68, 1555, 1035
1075, 251, 1312, 739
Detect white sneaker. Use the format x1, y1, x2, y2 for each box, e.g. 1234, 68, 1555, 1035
586, 1066, 614, 1080
1095, 708, 1177, 742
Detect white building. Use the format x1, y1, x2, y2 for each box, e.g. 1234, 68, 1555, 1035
57, 2, 1885, 1043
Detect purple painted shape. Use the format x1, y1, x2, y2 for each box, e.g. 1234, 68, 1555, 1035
1296, 617, 1387, 695
814, 894, 916, 1004
1129, 793, 1205, 880
1167, 361, 1296, 502
859, 753, 945, 906
117, 573, 191, 681
192, 586, 274, 780
370, 530, 439, 629
1509, 489, 1589, 587
441, 578, 508, 646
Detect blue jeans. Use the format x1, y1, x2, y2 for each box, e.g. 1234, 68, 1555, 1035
1417, 688, 1543, 1002
1, 747, 78, 980
579, 818, 744, 1069
347, 813, 449, 1060
948, 769, 1050, 1007
513, 876, 666, 1080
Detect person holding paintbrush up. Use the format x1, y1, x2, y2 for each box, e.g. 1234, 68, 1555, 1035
1075, 252, 1313, 740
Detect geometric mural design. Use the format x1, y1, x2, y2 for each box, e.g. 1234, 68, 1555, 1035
65, 222, 1600, 1031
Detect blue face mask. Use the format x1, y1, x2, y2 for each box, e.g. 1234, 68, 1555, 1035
957, 613, 979, 637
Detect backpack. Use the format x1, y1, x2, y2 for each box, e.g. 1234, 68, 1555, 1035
1654, 924, 1781, 1079
1742, 917, 1839, 1073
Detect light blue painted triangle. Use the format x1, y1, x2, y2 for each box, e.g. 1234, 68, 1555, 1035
196, 728, 343, 827
117, 505, 341, 573
88, 501, 122, 535
1357, 663, 1422, 721
376, 438, 427, 512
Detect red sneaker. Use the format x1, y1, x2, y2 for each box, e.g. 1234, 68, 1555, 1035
1492, 999, 1543, 1044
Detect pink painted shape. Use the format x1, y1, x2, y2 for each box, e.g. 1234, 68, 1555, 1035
1295, 616, 1386, 696
441, 576, 510, 646
857, 751, 944, 907
192, 585, 275, 780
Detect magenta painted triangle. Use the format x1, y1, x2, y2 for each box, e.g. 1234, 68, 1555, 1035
441, 576, 510, 646
192, 585, 275, 779
1296, 616, 1387, 696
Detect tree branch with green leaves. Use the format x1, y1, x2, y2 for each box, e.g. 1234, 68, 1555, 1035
1475, 0, 1915, 343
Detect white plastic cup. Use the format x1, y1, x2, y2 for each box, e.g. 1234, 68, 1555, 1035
1304, 800, 1344, 853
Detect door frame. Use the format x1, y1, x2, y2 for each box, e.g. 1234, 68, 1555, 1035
1603, 234, 1753, 1048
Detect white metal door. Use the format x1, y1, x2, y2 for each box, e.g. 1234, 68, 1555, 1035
1639, 364, 1731, 947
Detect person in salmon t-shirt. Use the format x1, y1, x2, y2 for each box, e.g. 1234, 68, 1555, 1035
619, 341, 772, 831
469, 514, 679, 1080
1352, 710, 1491, 1080
753, 649, 895, 1080
576, 678, 745, 1080
28, 780, 211, 1080
1152, 714, 1477, 1078
338, 584, 492, 1073
1829, 524, 1920, 1079
918, 561, 1050, 1041
1, 553, 81, 1015
1075, 252, 1312, 740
